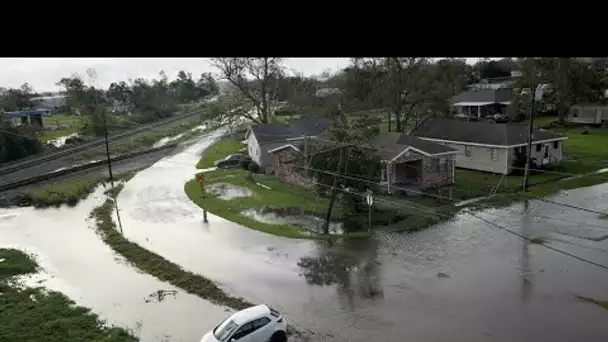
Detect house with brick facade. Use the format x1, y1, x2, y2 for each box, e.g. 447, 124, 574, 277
370, 133, 458, 194
268, 132, 458, 196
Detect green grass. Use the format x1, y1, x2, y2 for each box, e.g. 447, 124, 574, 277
41, 114, 84, 142
26, 171, 138, 208
0, 248, 137, 342
576, 296, 608, 311
91, 196, 252, 310
73, 117, 207, 161
196, 138, 244, 169
185, 169, 341, 239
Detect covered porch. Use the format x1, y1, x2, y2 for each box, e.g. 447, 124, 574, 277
452, 101, 510, 118
379, 158, 423, 195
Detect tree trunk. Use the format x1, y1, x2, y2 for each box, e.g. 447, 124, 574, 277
387, 111, 392, 132
323, 147, 346, 234
557, 105, 566, 124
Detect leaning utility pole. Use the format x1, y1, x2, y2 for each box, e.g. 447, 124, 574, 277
103, 110, 114, 187
523, 64, 537, 192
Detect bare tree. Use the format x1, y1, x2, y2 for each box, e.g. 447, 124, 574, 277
211, 58, 284, 124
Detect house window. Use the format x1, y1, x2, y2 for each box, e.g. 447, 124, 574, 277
464, 145, 471, 157
544, 144, 550, 159
553, 141, 559, 149
535, 144, 541, 152
490, 148, 498, 161
438, 157, 447, 172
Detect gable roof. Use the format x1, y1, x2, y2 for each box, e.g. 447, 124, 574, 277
452, 88, 514, 104
250, 117, 328, 143
412, 119, 565, 146
370, 133, 457, 160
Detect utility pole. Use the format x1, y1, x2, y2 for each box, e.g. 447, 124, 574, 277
303, 135, 309, 177
103, 110, 114, 187
523, 64, 537, 192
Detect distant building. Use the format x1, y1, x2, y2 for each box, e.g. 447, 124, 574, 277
4, 110, 46, 127
31, 95, 68, 113
451, 88, 514, 119
568, 104, 608, 124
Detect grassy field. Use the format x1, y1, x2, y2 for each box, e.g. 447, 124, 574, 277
185, 168, 344, 238
41, 114, 83, 141
26, 171, 138, 208
196, 138, 243, 169
0, 248, 137, 342
92, 195, 252, 310
73, 117, 205, 161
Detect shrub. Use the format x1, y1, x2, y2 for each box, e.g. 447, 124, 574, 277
248, 161, 260, 173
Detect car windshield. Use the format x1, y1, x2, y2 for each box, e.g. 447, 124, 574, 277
213, 319, 239, 341
225, 154, 240, 160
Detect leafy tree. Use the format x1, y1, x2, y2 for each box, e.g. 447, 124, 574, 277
196, 72, 219, 100
212, 58, 285, 123
0, 115, 43, 163
0, 83, 36, 112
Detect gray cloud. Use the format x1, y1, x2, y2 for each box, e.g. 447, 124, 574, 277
0, 57, 484, 92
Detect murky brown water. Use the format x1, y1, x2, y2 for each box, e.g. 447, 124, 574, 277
2, 129, 608, 342
114, 132, 608, 341
0, 186, 233, 342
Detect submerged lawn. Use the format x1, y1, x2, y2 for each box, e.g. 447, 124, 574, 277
185, 168, 344, 239
0, 248, 137, 342
196, 138, 243, 169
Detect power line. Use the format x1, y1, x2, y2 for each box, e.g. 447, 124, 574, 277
289, 165, 608, 271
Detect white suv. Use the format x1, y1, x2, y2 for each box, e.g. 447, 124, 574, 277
200, 304, 287, 342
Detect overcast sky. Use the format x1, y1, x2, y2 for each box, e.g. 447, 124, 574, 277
0, 58, 485, 92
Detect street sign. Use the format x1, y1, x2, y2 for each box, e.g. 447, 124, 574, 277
366, 190, 373, 206
196, 174, 205, 184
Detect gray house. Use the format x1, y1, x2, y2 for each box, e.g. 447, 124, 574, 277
568, 104, 608, 124
370, 133, 458, 193
451, 88, 514, 119
412, 120, 567, 175
246, 117, 328, 174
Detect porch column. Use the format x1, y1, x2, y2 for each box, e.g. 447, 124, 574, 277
478, 105, 481, 118
387, 162, 391, 194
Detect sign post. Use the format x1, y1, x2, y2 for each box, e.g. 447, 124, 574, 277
196, 173, 208, 223
366, 189, 374, 231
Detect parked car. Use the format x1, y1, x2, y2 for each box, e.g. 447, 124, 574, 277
214, 154, 251, 169
200, 304, 287, 342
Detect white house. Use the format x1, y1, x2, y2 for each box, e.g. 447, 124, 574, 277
412, 119, 567, 175
246, 117, 328, 174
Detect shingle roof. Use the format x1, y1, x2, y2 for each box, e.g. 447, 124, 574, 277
452, 88, 514, 104
250, 117, 328, 143
412, 119, 565, 146
370, 133, 456, 160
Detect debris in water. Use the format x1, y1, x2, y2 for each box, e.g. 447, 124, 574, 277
256, 183, 271, 190
437, 272, 450, 279
144, 289, 178, 303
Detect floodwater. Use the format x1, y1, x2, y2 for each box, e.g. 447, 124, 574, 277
111, 131, 608, 341
48, 133, 79, 148
0, 186, 232, 342
242, 208, 344, 235
208, 183, 254, 200
152, 124, 206, 148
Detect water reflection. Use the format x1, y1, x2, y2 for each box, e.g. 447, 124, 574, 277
298, 237, 383, 310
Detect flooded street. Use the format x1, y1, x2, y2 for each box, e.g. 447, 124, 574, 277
0, 186, 233, 342
112, 132, 608, 341
1, 130, 607, 341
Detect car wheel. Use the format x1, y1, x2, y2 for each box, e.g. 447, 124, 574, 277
269, 331, 287, 342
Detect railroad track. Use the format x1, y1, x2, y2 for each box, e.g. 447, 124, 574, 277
0, 143, 179, 192
0, 111, 202, 177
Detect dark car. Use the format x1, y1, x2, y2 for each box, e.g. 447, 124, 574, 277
214, 154, 251, 169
